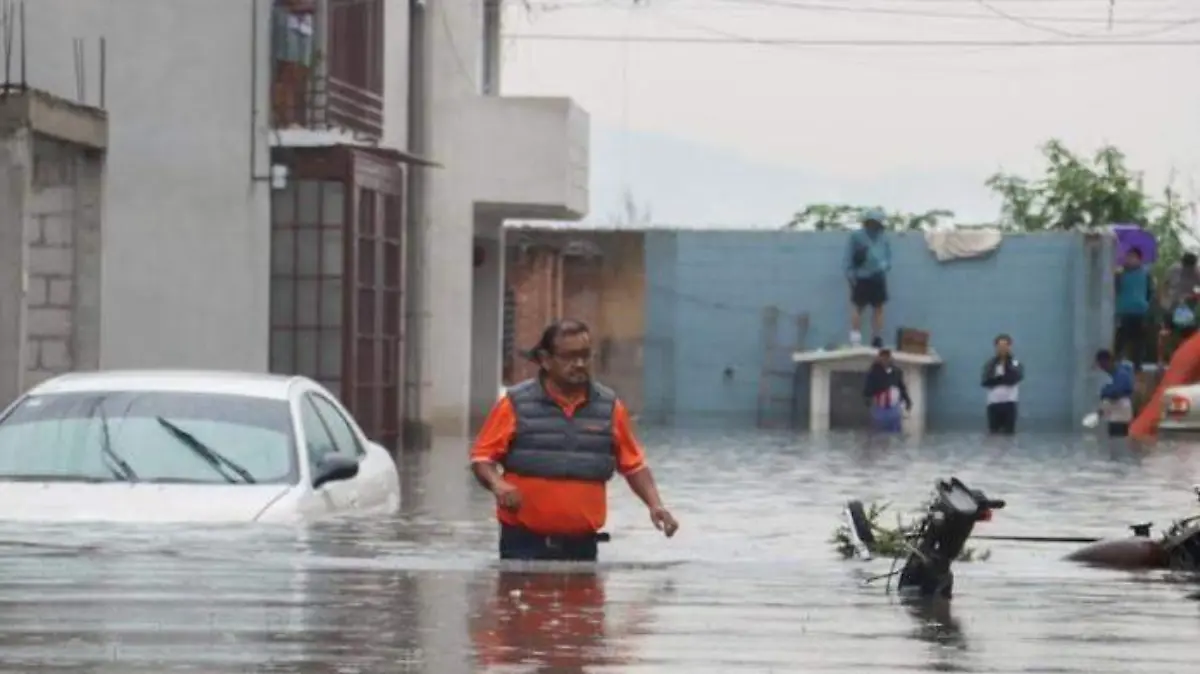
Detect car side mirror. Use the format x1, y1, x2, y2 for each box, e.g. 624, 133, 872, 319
313, 453, 359, 489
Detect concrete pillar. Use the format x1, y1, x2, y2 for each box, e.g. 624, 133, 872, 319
73, 152, 104, 371
418, 0, 492, 439
0, 128, 31, 408
423, 197, 474, 438
470, 215, 504, 425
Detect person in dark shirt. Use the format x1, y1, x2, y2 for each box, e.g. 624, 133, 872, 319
863, 348, 911, 432
980, 333, 1024, 435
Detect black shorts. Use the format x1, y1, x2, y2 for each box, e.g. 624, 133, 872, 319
851, 274, 888, 308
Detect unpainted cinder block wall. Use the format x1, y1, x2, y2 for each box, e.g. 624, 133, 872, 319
644, 229, 1114, 430
24, 136, 103, 390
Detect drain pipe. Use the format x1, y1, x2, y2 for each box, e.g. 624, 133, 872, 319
402, 0, 430, 450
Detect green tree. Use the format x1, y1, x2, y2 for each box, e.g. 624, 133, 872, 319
783, 204, 955, 231
986, 139, 1195, 277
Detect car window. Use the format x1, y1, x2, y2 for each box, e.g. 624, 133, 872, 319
307, 394, 365, 458
298, 397, 338, 477
0, 391, 297, 485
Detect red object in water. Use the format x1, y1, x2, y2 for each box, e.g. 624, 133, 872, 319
978, 509, 993, 522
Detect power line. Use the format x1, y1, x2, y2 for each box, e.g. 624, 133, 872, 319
526, 0, 1200, 27
504, 33, 1200, 46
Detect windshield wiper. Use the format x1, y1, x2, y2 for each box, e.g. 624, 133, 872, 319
91, 398, 137, 482
154, 416, 256, 484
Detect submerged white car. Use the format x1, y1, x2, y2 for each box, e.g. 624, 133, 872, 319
0, 370, 401, 523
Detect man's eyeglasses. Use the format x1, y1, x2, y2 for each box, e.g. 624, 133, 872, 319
550, 349, 592, 365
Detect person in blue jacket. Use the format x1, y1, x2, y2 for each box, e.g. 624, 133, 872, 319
1094, 349, 1135, 437
843, 209, 892, 348
1113, 246, 1154, 367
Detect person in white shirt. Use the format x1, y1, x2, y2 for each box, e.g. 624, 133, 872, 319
980, 334, 1024, 434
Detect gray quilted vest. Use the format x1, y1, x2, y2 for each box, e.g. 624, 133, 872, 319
502, 377, 618, 482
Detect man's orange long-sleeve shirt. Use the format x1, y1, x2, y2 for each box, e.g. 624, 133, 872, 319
470, 388, 647, 536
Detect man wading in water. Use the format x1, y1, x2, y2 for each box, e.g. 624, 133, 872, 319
470, 319, 679, 561
981, 334, 1023, 434
864, 348, 911, 432
1093, 349, 1135, 438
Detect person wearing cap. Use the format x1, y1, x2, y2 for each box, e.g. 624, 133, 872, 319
470, 319, 679, 561
863, 347, 911, 432
843, 208, 892, 348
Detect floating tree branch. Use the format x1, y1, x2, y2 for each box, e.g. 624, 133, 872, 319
829, 500, 991, 562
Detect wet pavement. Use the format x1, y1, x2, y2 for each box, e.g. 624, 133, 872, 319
0, 429, 1198, 673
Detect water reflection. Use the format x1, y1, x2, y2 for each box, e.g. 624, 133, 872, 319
904, 600, 966, 650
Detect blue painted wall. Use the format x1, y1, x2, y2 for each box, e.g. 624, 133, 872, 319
643, 230, 1114, 430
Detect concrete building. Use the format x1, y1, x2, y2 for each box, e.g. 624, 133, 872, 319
20, 0, 589, 445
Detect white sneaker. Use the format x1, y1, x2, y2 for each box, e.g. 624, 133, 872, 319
849, 330, 862, 347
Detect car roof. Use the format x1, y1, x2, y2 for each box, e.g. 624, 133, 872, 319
26, 370, 310, 401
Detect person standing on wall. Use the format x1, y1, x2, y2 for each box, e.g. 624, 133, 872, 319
1113, 246, 1154, 368
469, 319, 679, 562
1093, 349, 1135, 438
981, 334, 1023, 435
863, 348, 911, 432
844, 209, 892, 349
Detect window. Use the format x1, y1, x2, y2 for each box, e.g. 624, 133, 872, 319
0, 391, 297, 485
299, 397, 339, 476
307, 394, 365, 458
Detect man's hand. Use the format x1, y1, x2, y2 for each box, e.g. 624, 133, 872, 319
649, 506, 679, 538
491, 480, 521, 510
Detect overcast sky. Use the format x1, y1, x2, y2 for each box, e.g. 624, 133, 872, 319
500, 0, 1200, 227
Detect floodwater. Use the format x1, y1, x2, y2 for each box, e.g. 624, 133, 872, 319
1, 430, 1199, 673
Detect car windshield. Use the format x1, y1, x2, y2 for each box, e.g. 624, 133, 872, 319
0, 390, 297, 485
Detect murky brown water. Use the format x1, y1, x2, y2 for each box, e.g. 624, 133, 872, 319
0, 430, 1197, 673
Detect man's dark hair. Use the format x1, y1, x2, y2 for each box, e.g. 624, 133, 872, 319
1127, 246, 1143, 259
1095, 348, 1113, 364
1183, 252, 1197, 267
528, 319, 590, 360
994, 333, 1012, 345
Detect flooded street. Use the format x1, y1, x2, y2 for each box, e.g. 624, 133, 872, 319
0, 430, 1198, 673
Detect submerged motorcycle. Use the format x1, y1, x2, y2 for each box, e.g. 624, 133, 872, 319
843, 477, 1006, 599
1064, 485, 1200, 572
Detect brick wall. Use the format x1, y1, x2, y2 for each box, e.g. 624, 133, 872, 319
20, 136, 104, 390
644, 229, 1114, 430
25, 138, 80, 387
504, 229, 647, 411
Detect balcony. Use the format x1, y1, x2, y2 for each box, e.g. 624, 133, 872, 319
271, 0, 384, 142
465, 96, 590, 220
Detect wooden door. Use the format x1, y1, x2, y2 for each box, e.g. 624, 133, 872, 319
346, 149, 406, 452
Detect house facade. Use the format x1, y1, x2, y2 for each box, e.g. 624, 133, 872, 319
24, 0, 589, 448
